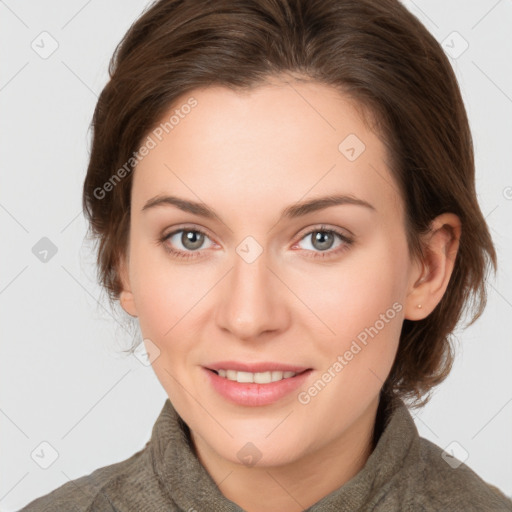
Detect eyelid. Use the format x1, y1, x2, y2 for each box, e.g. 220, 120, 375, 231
162, 223, 216, 242
293, 223, 354, 243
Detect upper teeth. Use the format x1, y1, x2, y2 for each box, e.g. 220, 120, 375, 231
216, 369, 298, 383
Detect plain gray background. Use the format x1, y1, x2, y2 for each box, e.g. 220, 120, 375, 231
1, 0, 511, 509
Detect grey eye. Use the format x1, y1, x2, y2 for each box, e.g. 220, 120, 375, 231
311, 231, 335, 251
299, 230, 342, 252
181, 230, 205, 250
167, 229, 213, 251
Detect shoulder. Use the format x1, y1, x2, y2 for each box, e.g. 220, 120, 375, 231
18, 443, 153, 511
369, 398, 512, 511
411, 436, 512, 511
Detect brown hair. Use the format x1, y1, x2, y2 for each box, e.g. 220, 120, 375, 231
82, 0, 497, 408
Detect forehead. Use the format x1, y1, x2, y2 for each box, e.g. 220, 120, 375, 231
131, 81, 403, 222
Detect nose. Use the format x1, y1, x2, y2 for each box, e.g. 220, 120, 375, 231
214, 248, 290, 341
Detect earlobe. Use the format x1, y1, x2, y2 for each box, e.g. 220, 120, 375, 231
404, 213, 461, 321
120, 290, 138, 317
403, 258, 429, 320
120, 294, 138, 318
118, 255, 138, 318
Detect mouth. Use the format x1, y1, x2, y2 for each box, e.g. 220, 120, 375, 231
203, 364, 313, 407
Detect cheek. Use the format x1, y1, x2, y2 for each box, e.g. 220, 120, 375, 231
130, 247, 223, 366
129, 241, 195, 341
136, 277, 199, 344
293, 237, 406, 366
292, 257, 404, 419
131, 258, 206, 396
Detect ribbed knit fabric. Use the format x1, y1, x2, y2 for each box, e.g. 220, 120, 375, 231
20, 397, 512, 511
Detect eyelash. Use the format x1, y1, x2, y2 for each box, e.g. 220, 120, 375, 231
158, 224, 354, 261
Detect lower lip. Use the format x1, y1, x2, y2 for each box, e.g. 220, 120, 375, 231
203, 367, 313, 407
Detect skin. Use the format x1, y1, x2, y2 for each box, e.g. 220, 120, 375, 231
118, 77, 461, 512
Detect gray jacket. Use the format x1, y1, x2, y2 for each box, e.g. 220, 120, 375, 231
19, 397, 512, 511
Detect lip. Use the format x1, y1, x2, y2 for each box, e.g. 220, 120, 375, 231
205, 361, 311, 373
203, 366, 313, 407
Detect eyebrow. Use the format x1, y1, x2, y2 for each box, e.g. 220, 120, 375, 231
141, 193, 376, 221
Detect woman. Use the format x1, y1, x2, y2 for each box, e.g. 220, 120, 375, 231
21, 0, 512, 510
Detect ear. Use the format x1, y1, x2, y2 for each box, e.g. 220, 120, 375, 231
118, 252, 138, 318
404, 213, 461, 321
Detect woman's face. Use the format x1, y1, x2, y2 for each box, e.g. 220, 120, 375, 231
120, 79, 422, 468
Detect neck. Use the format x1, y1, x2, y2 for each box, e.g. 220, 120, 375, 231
189, 395, 382, 512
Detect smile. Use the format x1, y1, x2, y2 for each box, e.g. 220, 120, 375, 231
204, 367, 313, 406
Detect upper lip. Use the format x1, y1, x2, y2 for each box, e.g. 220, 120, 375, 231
205, 361, 311, 373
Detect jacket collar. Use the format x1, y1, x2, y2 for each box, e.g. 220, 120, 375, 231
149, 395, 418, 511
